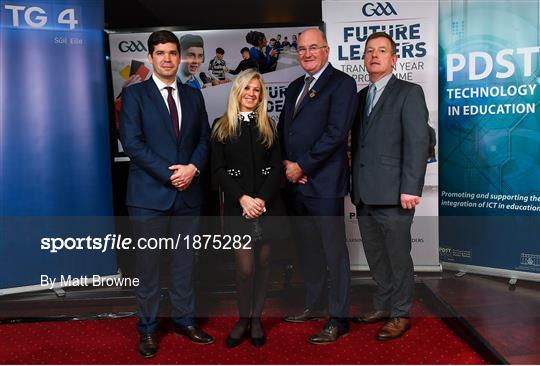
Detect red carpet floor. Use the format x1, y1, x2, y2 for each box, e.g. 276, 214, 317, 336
0, 303, 486, 364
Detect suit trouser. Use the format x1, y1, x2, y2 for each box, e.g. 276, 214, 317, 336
128, 195, 201, 334
290, 192, 350, 326
356, 201, 414, 317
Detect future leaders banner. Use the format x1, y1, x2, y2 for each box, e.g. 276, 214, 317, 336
0, 0, 118, 293
323, 0, 439, 271
439, 1, 540, 279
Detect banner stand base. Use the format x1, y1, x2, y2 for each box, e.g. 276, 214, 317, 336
351, 264, 442, 272
442, 262, 540, 283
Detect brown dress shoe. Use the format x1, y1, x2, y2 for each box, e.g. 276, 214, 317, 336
138, 333, 158, 358
307, 323, 348, 344
376, 317, 411, 341
284, 309, 327, 323
174, 325, 215, 344
352, 310, 390, 324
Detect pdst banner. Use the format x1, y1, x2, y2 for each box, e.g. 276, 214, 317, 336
439, 0, 540, 280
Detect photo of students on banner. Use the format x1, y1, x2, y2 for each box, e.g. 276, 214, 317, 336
109, 26, 311, 158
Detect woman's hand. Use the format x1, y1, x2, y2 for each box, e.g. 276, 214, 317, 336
239, 195, 265, 219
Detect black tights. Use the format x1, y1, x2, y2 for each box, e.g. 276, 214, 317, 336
229, 242, 271, 339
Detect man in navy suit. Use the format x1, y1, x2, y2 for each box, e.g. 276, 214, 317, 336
351, 32, 429, 340
278, 28, 358, 344
119, 30, 213, 358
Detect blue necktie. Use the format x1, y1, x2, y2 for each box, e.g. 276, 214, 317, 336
366, 83, 376, 117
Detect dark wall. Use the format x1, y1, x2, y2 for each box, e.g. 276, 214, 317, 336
104, 0, 322, 29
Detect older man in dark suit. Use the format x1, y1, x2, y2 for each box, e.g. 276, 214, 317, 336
278, 28, 358, 344
351, 32, 430, 340
120, 30, 213, 358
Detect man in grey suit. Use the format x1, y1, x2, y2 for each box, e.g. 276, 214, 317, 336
350, 32, 429, 340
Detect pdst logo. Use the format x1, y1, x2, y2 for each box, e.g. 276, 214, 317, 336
439, 247, 452, 255
362, 2, 397, 17
118, 41, 147, 53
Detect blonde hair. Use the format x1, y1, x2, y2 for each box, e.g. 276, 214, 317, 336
211, 70, 275, 148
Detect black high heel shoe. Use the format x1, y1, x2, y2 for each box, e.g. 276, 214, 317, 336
250, 319, 266, 347
225, 320, 250, 348
225, 334, 243, 348
250, 333, 266, 347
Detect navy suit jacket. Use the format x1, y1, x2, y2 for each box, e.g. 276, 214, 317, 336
119, 77, 210, 211
351, 75, 429, 205
278, 64, 358, 198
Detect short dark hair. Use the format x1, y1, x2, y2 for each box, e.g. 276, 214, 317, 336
180, 34, 204, 52
245, 31, 265, 47
216, 47, 225, 54
365, 32, 397, 55
240, 47, 250, 54
147, 30, 180, 55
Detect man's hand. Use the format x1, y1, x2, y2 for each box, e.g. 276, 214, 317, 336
400, 194, 421, 209
169, 164, 198, 191
283, 160, 305, 184
239, 195, 265, 219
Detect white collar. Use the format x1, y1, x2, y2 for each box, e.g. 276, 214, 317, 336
239, 111, 255, 121
152, 73, 177, 90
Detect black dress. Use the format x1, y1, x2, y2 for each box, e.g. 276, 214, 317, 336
210, 113, 286, 240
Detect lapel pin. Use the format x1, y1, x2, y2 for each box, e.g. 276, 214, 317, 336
309, 89, 317, 98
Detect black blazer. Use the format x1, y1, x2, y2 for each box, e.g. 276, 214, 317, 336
210, 114, 284, 217
351, 75, 429, 205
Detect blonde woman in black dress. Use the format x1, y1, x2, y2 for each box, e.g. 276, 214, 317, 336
211, 70, 285, 347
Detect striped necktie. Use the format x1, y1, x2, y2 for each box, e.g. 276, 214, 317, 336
294, 75, 315, 114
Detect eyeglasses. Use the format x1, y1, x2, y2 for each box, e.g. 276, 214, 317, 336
297, 45, 328, 55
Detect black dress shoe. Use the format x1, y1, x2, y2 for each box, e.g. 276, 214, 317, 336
352, 310, 390, 324
284, 309, 327, 323
307, 323, 348, 345
174, 325, 215, 344
138, 333, 158, 358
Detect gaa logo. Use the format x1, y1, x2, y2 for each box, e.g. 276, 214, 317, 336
118, 41, 147, 53
362, 2, 397, 17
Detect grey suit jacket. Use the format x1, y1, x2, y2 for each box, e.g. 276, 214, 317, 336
351, 74, 429, 206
